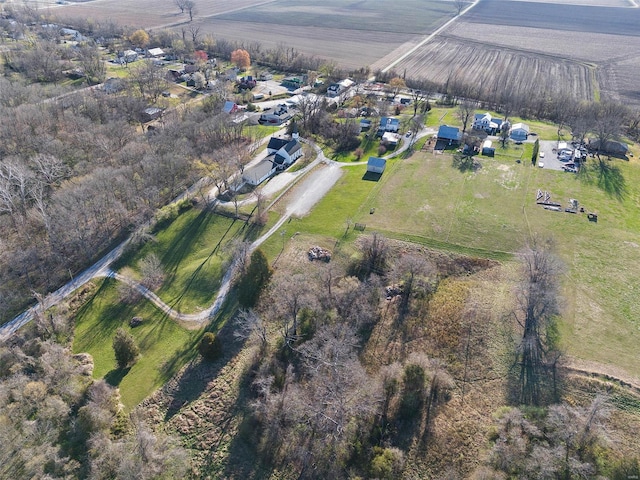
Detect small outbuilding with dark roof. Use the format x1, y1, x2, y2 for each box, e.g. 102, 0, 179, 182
367, 156, 387, 174
437, 125, 462, 143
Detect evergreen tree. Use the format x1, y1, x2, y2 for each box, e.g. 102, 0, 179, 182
113, 328, 140, 369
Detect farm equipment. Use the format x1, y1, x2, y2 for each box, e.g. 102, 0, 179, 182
565, 198, 579, 213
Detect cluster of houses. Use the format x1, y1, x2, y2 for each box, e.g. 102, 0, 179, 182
113, 46, 167, 65
435, 112, 531, 151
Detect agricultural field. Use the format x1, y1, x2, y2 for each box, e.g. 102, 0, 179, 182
383, 36, 597, 103
52, 0, 457, 69
190, 20, 413, 70
386, 0, 640, 104
212, 0, 455, 34
50, 0, 640, 102
51, 0, 269, 29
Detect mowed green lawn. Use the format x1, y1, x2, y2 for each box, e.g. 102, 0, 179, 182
73, 208, 268, 409
72, 278, 202, 410
273, 149, 640, 379
119, 208, 262, 314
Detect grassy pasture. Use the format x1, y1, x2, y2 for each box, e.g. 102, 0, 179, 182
370, 154, 640, 379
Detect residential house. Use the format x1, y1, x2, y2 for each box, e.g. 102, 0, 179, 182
238, 76, 257, 90
509, 123, 529, 141
223, 101, 239, 114
120, 49, 138, 63
367, 157, 387, 174
142, 107, 163, 122
60, 27, 88, 42
327, 78, 354, 98
472, 112, 503, 135
281, 76, 306, 90
360, 119, 372, 132
166, 69, 184, 82
147, 47, 164, 57
242, 160, 277, 186
378, 117, 400, 136
243, 135, 303, 186
221, 68, 239, 81
265, 136, 303, 169
437, 125, 462, 145
259, 104, 292, 125
102, 77, 125, 94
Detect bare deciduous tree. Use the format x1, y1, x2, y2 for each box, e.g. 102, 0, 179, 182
129, 60, 169, 103
357, 232, 389, 279
139, 253, 165, 290
184, 0, 196, 21
233, 308, 268, 348
267, 272, 317, 345
514, 238, 562, 405
457, 99, 476, 133
391, 253, 436, 316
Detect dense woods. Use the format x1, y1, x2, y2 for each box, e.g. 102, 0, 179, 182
0, 309, 189, 478
0, 18, 257, 322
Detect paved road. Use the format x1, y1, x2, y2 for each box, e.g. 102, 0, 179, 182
380, 0, 482, 74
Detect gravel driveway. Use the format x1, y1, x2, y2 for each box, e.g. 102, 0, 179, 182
286, 163, 343, 217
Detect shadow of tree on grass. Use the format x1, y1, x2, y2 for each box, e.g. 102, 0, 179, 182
580, 158, 627, 201
105, 366, 131, 386
157, 298, 241, 422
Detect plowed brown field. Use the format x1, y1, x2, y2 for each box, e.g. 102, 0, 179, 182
386, 35, 596, 102
50, 0, 640, 104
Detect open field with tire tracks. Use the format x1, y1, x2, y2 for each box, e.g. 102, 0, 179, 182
50, 0, 276, 29
465, 0, 640, 36
188, 20, 414, 70
387, 0, 640, 104
387, 35, 597, 102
